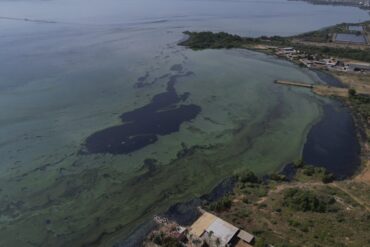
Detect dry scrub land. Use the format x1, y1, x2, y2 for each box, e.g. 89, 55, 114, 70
206, 166, 370, 247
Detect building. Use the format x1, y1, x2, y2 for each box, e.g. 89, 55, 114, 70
347, 62, 370, 72
277, 47, 296, 55
323, 58, 338, 67
190, 211, 255, 247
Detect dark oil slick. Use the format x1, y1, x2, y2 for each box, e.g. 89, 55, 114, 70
84, 65, 201, 154
303, 102, 361, 178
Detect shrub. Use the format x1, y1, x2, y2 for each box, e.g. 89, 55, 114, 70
255, 238, 267, 247
293, 159, 304, 168
283, 188, 329, 212
322, 172, 335, 183
270, 173, 287, 181
303, 166, 315, 176
238, 170, 260, 184
209, 196, 232, 212
349, 88, 357, 96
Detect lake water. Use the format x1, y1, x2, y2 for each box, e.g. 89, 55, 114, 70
0, 0, 368, 246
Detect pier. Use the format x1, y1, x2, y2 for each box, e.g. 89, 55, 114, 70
274, 79, 348, 97
274, 80, 314, 88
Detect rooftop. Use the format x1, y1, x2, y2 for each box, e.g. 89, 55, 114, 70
206, 218, 239, 245
348, 25, 364, 32
190, 211, 255, 246
190, 212, 217, 237
334, 33, 367, 44
237, 230, 255, 243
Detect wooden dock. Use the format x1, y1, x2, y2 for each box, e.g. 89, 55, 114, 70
274, 80, 314, 89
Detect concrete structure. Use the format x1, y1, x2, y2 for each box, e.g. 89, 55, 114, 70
334, 33, 367, 44
323, 58, 338, 67
206, 218, 239, 245
237, 230, 255, 244
275, 80, 314, 88
190, 211, 255, 247
190, 212, 217, 237
277, 47, 296, 55
347, 62, 370, 72
348, 25, 364, 32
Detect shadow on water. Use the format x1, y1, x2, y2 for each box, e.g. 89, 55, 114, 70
83, 65, 201, 155
303, 101, 361, 179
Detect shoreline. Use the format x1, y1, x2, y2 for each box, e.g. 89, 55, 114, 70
134, 51, 370, 246
233, 38, 370, 181
214, 44, 366, 180
139, 26, 370, 245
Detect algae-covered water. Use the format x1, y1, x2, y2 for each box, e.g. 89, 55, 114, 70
0, 0, 368, 246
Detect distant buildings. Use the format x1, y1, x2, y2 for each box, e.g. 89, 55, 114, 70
333, 24, 368, 45
274, 45, 370, 74
276, 47, 296, 55
334, 33, 367, 45
299, 0, 370, 9
347, 62, 370, 72
148, 211, 257, 247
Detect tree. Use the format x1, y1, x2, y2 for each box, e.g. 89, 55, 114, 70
322, 172, 335, 183
255, 238, 267, 247
349, 88, 357, 97
238, 170, 260, 184
283, 188, 328, 212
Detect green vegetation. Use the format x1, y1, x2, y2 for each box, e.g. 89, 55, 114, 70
237, 170, 261, 184
296, 23, 347, 42
205, 165, 370, 247
293, 44, 370, 63
349, 93, 370, 122
269, 173, 287, 182
209, 196, 232, 212
180, 31, 244, 49
348, 88, 357, 96
283, 188, 333, 212
151, 231, 182, 247
295, 22, 367, 43
180, 21, 370, 63
293, 164, 335, 184
180, 31, 290, 50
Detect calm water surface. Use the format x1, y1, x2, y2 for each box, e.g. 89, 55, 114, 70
0, 0, 367, 246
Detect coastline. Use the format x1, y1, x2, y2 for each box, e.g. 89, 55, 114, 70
231, 43, 365, 179
139, 32, 369, 246
237, 50, 363, 178
118, 177, 237, 247
311, 69, 370, 181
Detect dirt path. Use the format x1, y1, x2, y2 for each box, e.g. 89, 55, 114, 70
257, 182, 324, 204
257, 181, 370, 212
331, 182, 370, 212
355, 160, 370, 185
291, 39, 369, 50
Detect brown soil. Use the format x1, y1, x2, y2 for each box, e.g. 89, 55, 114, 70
355, 160, 370, 185
332, 72, 370, 95
312, 85, 349, 97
